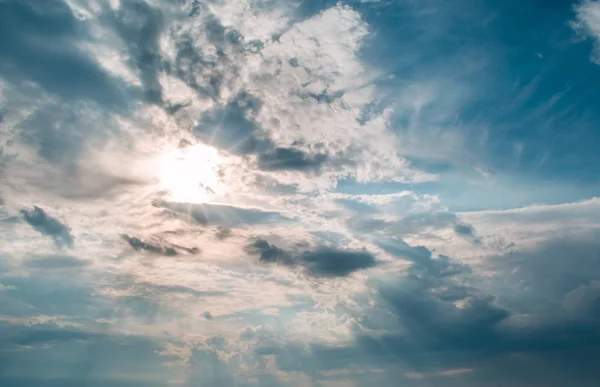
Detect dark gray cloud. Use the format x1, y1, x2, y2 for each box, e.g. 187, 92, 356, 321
245, 239, 378, 277
121, 234, 177, 256
300, 248, 377, 277
245, 239, 291, 264
20, 206, 74, 247
350, 288, 600, 370
454, 223, 474, 235
24, 254, 90, 269
157, 201, 290, 227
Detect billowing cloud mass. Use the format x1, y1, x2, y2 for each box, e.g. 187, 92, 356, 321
1, 0, 600, 386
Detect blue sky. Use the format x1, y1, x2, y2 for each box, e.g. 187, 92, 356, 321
1, 0, 600, 386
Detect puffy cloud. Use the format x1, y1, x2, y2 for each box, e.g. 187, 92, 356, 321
453, 222, 475, 236
245, 238, 292, 264
300, 247, 377, 277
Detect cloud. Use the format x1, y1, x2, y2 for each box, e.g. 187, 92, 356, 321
453, 223, 474, 235
378, 238, 470, 279
20, 206, 74, 247
245, 239, 292, 264
300, 248, 377, 277
255, 242, 600, 384
246, 238, 378, 277
573, 0, 600, 63
215, 227, 231, 241
194, 91, 266, 154
339, 192, 478, 240
481, 232, 600, 315
121, 234, 177, 256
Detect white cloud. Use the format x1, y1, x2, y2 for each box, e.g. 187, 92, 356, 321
573, 0, 600, 63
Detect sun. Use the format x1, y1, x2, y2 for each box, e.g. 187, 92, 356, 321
155, 143, 223, 203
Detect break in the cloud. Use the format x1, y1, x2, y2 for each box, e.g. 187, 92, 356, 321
1, 0, 600, 386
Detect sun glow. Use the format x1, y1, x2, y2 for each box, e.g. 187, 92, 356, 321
155, 143, 223, 203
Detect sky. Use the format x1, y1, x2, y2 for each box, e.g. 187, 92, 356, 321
1, 0, 600, 386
